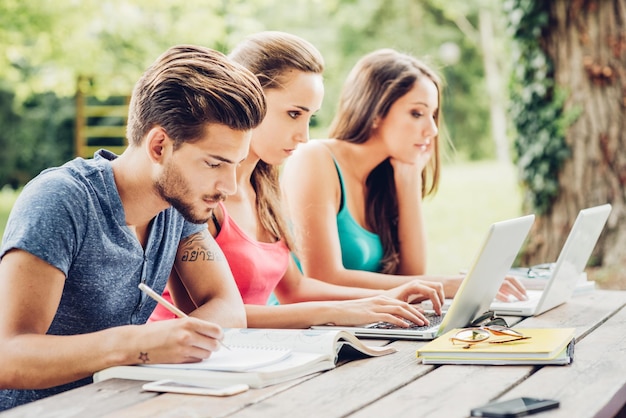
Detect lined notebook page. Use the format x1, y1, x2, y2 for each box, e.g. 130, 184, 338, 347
142, 346, 292, 372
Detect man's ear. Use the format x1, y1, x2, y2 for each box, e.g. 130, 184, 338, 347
145, 127, 170, 163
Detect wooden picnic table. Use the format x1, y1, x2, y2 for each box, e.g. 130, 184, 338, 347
1, 289, 625, 418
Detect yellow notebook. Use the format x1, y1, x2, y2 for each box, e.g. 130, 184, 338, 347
416, 328, 575, 365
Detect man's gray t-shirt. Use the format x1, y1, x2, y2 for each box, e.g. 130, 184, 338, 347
0, 150, 205, 410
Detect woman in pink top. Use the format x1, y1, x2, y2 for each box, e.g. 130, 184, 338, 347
152, 31, 448, 327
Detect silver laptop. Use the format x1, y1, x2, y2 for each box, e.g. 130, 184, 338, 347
312, 214, 535, 340
490, 204, 611, 316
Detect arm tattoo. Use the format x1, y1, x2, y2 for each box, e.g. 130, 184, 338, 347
138, 352, 150, 363
179, 229, 224, 263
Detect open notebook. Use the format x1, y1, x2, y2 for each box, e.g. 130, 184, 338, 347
93, 328, 395, 388
312, 214, 535, 340
490, 204, 611, 316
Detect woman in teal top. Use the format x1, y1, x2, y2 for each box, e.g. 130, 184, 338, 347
333, 158, 384, 272
282, 49, 528, 302
286, 157, 383, 275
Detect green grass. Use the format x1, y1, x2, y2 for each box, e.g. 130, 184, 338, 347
0, 162, 523, 273
423, 161, 523, 274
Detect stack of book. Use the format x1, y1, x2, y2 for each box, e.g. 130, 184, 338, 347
416, 328, 575, 365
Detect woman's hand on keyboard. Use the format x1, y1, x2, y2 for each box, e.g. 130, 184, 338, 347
382, 280, 445, 315
329, 296, 432, 327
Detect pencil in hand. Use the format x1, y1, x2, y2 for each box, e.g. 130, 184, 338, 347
139, 282, 231, 350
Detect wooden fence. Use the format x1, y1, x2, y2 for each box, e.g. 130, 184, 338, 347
74, 76, 129, 158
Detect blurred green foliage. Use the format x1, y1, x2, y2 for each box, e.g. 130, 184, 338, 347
0, 0, 512, 187
0, 87, 74, 187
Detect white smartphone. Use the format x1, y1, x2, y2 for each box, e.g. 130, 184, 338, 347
142, 379, 249, 396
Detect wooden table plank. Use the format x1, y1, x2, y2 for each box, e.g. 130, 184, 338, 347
0, 379, 153, 418
100, 376, 318, 418
221, 339, 435, 418
347, 290, 626, 418
493, 302, 626, 417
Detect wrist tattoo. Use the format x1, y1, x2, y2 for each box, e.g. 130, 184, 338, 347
138, 352, 150, 363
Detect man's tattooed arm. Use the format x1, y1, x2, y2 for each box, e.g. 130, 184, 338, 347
178, 229, 225, 263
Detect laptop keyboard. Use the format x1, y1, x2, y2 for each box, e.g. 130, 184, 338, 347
365, 312, 444, 331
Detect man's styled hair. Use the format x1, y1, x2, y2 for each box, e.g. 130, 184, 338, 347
127, 44, 267, 148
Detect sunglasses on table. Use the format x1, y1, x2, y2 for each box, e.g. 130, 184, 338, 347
450, 311, 531, 349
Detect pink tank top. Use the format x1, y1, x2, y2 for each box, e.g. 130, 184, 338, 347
149, 202, 290, 321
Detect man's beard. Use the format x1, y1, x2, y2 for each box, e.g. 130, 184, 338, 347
155, 162, 226, 224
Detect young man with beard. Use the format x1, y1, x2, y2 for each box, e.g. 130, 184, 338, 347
0, 44, 266, 411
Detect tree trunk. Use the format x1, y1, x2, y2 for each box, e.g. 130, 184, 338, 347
521, 0, 626, 283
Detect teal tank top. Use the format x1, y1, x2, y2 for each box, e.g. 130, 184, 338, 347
333, 159, 384, 272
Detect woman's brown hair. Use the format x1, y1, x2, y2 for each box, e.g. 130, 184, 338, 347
328, 48, 443, 274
